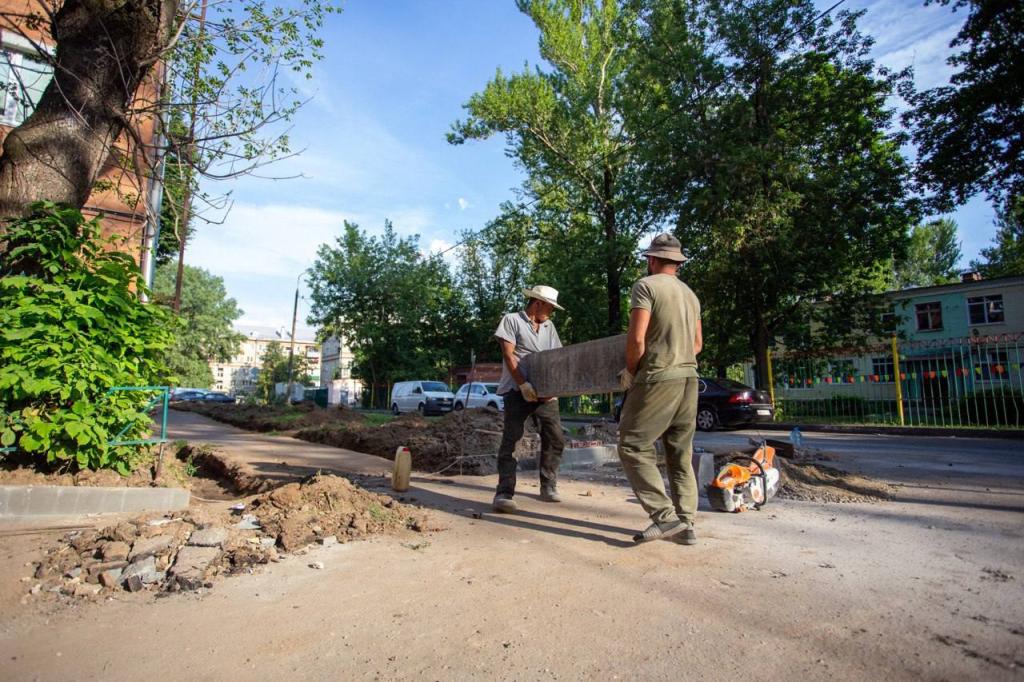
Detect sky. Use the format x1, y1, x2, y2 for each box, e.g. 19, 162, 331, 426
184, 0, 996, 340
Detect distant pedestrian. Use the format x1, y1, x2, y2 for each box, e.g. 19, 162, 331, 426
491, 285, 566, 513
617, 234, 703, 544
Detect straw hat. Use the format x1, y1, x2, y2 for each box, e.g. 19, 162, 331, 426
522, 285, 564, 310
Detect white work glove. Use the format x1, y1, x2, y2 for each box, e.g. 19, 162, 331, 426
518, 381, 539, 402
618, 368, 634, 391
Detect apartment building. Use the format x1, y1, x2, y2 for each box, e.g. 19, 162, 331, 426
318, 335, 363, 406
210, 325, 321, 396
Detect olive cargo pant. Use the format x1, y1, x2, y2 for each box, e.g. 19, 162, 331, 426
496, 390, 565, 496
617, 377, 699, 525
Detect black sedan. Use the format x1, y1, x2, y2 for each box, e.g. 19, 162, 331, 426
614, 377, 775, 431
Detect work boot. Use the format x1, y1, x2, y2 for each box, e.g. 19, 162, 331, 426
539, 486, 562, 503
492, 494, 517, 513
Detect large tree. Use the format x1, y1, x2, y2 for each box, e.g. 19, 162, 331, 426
894, 218, 962, 288
306, 221, 465, 407
971, 197, 1024, 277
905, 0, 1023, 211
629, 0, 916, 384
449, 0, 657, 338
0, 0, 336, 220
152, 262, 244, 387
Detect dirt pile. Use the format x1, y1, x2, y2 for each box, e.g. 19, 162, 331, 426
174, 401, 364, 432
0, 449, 193, 489
297, 408, 537, 475
24, 474, 438, 603
776, 459, 895, 504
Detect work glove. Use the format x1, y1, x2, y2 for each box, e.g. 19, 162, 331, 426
618, 368, 634, 391
518, 381, 539, 402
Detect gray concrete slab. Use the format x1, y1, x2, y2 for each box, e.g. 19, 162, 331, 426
522, 334, 625, 398
0, 486, 189, 517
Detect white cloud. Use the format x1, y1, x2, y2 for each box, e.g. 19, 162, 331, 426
876, 22, 962, 91
457, 197, 470, 211
188, 203, 359, 278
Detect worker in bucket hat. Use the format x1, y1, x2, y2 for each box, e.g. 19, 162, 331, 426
617, 233, 703, 545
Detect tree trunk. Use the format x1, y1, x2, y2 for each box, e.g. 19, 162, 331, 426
602, 166, 621, 334
751, 311, 770, 390
0, 0, 176, 218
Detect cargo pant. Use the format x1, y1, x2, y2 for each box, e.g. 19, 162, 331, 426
617, 377, 699, 526
496, 390, 565, 496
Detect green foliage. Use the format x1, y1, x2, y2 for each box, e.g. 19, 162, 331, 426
894, 219, 962, 288
152, 262, 244, 388
971, 197, 1024, 278
453, 222, 531, 361
905, 0, 1023, 210
629, 0, 916, 380
256, 340, 312, 401
0, 203, 173, 472
449, 0, 653, 338
307, 221, 465, 407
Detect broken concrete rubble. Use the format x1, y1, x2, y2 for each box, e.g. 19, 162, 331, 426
23, 473, 439, 602
171, 546, 222, 591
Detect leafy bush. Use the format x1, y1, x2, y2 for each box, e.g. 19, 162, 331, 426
0, 203, 174, 472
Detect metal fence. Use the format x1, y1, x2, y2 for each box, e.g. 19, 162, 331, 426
768, 334, 1024, 428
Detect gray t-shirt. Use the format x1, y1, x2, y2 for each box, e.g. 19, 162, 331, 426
494, 311, 563, 395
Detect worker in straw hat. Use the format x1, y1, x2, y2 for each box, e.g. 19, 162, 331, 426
491, 285, 567, 513
618, 233, 703, 545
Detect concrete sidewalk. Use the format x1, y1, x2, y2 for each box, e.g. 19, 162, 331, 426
168, 409, 393, 484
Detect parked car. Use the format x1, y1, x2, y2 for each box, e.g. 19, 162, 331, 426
614, 377, 774, 431
390, 381, 456, 416
170, 389, 208, 403
453, 382, 504, 411
201, 392, 236, 404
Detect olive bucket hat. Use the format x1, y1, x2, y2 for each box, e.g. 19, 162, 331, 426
641, 233, 687, 262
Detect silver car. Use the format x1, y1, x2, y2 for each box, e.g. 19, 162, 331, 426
453, 382, 504, 411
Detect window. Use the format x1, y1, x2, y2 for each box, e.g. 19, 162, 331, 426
0, 48, 53, 127
879, 310, 897, 334
915, 302, 943, 331
967, 295, 1004, 325
871, 357, 894, 383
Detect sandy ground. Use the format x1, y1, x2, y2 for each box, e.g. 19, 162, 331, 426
0, 412, 1021, 680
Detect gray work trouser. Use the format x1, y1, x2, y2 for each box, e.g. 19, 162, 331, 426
496, 390, 565, 496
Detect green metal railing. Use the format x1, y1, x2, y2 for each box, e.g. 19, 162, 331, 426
770, 334, 1023, 428
105, 385, 170, 446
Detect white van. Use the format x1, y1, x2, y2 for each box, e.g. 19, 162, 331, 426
390, 381, 455, 416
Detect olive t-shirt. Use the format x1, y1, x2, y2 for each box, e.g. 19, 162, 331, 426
630, 273, 701, 384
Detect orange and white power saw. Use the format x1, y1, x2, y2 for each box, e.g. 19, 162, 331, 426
706, 443, 780, 513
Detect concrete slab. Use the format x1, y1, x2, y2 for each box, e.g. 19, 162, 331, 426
560, 445, 619, 470
521, 334, 625, 398
0, 486, 189, 518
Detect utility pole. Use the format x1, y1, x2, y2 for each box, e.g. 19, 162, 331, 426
285, 269, 307, 403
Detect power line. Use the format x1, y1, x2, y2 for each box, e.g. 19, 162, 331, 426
438, 0, 850, 258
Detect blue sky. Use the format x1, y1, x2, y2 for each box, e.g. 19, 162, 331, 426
185, 0, 996, 339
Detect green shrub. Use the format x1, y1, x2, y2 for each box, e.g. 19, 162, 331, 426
0, 203, 174, 472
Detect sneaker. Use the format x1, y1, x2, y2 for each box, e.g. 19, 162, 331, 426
633, 519, 684, 543
673, 526, 697, 546
492, 494, 517, 513
539, 486, 562, 503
